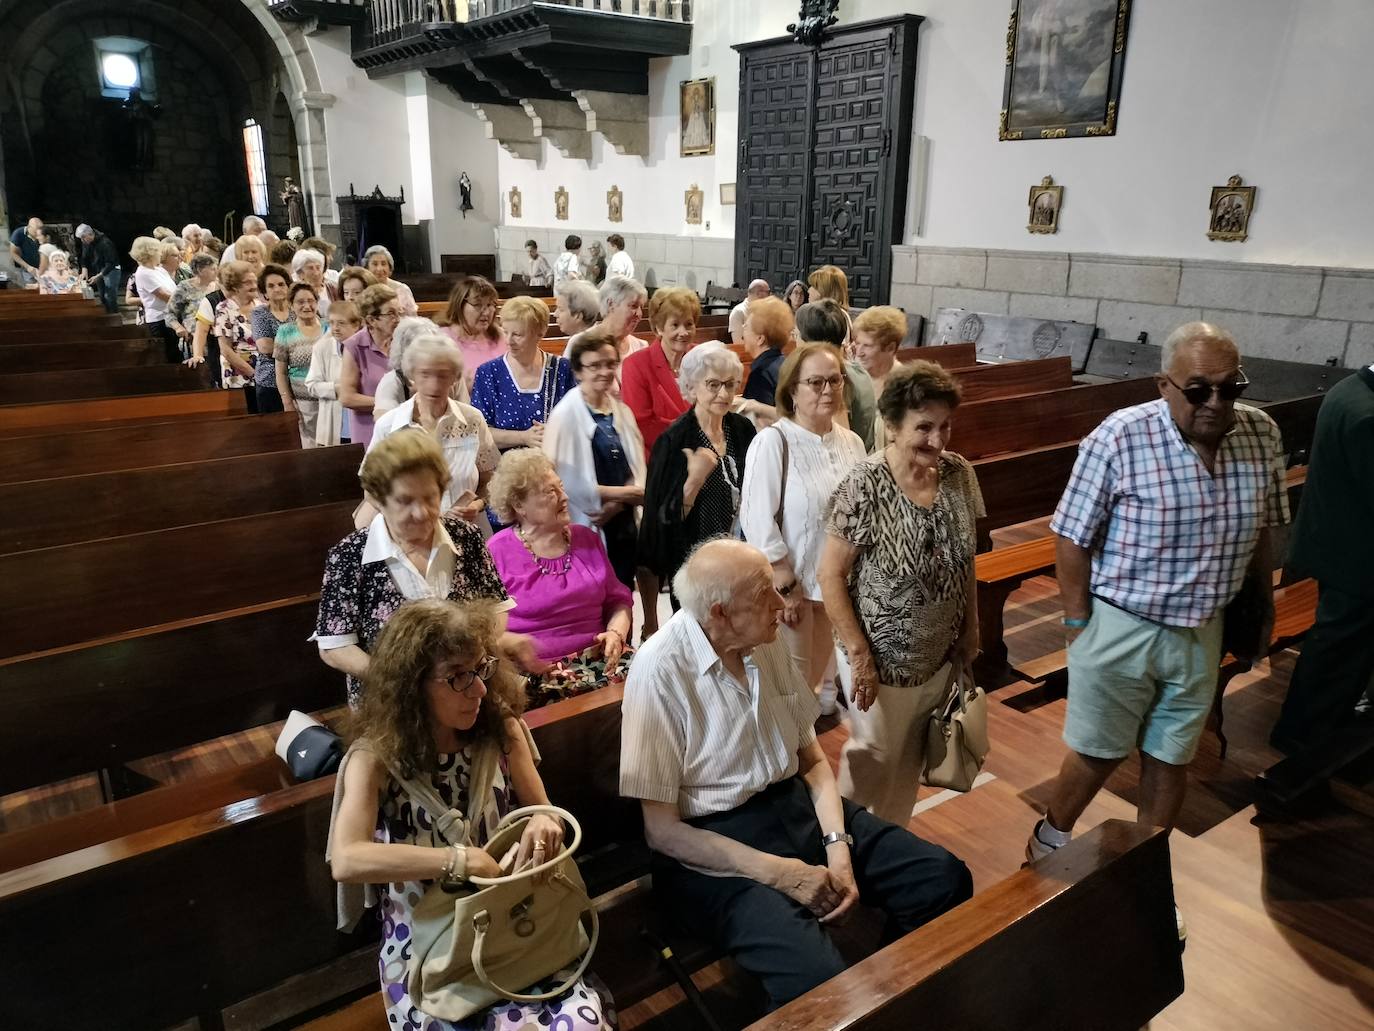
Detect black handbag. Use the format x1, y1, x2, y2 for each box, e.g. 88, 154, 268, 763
275, 710, 343, 780
1222, 570, 1274, 667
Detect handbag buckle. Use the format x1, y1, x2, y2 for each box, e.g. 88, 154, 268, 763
511, 896, 536, 938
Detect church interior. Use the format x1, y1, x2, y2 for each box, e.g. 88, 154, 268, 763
1, 0, 1371, 1028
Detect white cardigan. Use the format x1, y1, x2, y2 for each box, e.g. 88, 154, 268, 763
305, 333, 343, 446
739, 417, 866, 601
543, 388, 647, 532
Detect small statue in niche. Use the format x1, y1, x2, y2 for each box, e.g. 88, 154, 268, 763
120, 87, 160, 171
607, 185, 623, 223
555, 187, 570, 222
458, 172, 473, 218
281, 176, 310, 235
509, 186, 523, 219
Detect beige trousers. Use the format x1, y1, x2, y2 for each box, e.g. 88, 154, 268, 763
780, 599, 834, 696
837, 655, 954, 826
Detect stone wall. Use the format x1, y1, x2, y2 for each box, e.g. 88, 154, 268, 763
890, 246, 1374, 368
496, 224, 736, 294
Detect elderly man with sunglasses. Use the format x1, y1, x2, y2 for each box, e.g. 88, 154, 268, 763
1026, 322, 1288, 940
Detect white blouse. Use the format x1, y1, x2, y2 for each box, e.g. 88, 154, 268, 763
739, 417, 866, 601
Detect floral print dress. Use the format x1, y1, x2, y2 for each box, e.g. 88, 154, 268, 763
214, 297, 257, 389
376, 746, 616, 1030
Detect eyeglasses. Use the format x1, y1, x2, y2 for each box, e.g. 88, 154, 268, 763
374, 308, 401, 321
581, 359, 619, 372
800, 374, 845, 394
703, 378, 740, 395
464, 300, 497, 314
1165, 369, 1249, 406
435, 654, 499, 697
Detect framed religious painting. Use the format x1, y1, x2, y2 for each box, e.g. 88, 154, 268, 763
1000, 0, 1132, 140
1207, 175, 1256, 242
685, 184, 704, 226
1027, 176, 1063, 234
554, 186, 569, 222
607, 185, 624, 223
508, 186, 522, 220
680, 77, 716, 157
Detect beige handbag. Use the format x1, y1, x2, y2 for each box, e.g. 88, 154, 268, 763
921, 663, 990, 792
400, 784, 599, 1021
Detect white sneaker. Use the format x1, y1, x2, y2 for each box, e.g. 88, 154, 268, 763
1024, 818, 1068, 864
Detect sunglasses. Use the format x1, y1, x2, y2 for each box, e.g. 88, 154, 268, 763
1165, 368, 1249, 406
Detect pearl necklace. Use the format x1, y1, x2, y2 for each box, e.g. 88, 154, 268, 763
517, 525, 572, 576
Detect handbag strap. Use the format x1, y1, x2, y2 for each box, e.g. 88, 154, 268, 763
467, 804, 583, 885
472, 900, 600, 1003
382, 740, 501, 848
771, 425, 789, 531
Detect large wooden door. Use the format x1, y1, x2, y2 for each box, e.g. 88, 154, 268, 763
734, 16, 921, 307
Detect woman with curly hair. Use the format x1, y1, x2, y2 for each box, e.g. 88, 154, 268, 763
328, 599, 616, 1030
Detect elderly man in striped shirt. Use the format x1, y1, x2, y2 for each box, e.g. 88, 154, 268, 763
620, 537, 971, 1010
1027, 322, 1290, 936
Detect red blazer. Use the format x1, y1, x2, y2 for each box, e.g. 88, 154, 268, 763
621, 339, 689, 454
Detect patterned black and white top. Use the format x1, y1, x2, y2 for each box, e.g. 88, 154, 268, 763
827, 451, 986, 686
314, 515, 508, 705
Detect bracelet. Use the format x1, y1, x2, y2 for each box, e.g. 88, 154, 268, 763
605, 627, 625, 642
777, 580, 797, 598
1062, 617, 1090, 629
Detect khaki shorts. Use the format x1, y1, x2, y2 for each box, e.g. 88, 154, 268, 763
1064, 601, 1222, 765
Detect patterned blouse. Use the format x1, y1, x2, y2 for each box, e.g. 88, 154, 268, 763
213, 297, 257, 389
827, 451, 986, 685
314, 516, 508, 704
251, 305, 294, 390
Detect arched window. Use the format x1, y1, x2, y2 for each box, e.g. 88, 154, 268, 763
242, 118, 269, 217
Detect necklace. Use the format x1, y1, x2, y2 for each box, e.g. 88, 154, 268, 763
517, 524, 572, 576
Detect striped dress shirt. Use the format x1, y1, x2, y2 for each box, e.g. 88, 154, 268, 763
620, 610, 820, 819
1050, 399, 1289, 628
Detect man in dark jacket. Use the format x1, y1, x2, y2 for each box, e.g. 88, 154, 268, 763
1271, 364, 1374, 752
75, 223, 121, 312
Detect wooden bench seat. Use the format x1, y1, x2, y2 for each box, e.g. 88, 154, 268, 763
0, 388, 247, 434
0, 500, 354, 658
3, 336, 165, 372
0, 363, 213, 404
0, 444, 362, 553
974, 536, 1057, 683
0, 596, 338, 796
748, 821, 1181, 1030
0, 410, 301, 483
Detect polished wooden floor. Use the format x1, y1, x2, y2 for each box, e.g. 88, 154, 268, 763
5, 576, 1372, 1030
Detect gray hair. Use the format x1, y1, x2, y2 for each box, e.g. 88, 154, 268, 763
180, 223, 203, 241
400, 332, 463, 381
671, 537, 738, 621
48, 249, 70, 266
390, 316, 442, 371
1161, 321, 1238, 372
678, 340, 743, 401
190, 252, 218, 273
599, 275, 648, 317
363, 245, 395, 270
558, 280, 601, 324
242, 215, 266, 234
291, 248, 326, 276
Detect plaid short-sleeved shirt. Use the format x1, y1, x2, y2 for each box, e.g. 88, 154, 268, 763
1050, 399, 1289, 628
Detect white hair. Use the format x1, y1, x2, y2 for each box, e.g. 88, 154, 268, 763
748, 279, 771, 297
180, 224, 203, 241
242, 215, 266, 234
363, 245, 395, 270
598, 275, 647, 317
401, 333, 464, 382
671, 538, 740, 622
678, 340, 743, 401
291, 248, 325, 276
1161, 321, 1238, 372
390, 317, 442, 371
558, 280, 601, 323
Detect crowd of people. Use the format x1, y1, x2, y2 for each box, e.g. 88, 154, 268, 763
17, 207, 1311, 1028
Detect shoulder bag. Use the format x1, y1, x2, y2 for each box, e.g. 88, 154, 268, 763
392, 762, 598, 1021
921, 662, 990, 792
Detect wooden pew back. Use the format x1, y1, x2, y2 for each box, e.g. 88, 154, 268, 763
0, 364, 212, 404
0, 445, 362, 554
0, 324, 151, 345
947, 355, 1073, 404
0, 411, 301, 484
952, 377, 1159, 460
0, 389, 246, 435
3, 337, 165, 373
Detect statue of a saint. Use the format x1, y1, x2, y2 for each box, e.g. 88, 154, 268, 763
281, 177, 310, 235
121, 88, 160, 171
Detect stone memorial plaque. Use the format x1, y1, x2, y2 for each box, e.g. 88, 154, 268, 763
933, 308, 1095, 372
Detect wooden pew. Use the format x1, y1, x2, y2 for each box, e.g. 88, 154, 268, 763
952, 377, 1159, 460
0, 445, 362, 553
0, 363, 213, 404
0, 597, 336, 797
0, 324, 151, 345
895, 342, 976, 368
3, 336, 165, 372
944, 355, 1073, 404
0, 316, 122, 338
0, 501, 354, 659
0, 388, 246, 435
748, 822, 1182, 1031
0, 411, 300, 484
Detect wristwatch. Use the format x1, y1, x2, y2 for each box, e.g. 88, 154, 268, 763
821, 831, 854, 849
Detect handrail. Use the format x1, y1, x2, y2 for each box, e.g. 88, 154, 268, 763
366, 0, 692, 37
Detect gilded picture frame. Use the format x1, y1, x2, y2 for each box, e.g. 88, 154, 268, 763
1000, 0, 1131, 141
1027, 176, 1063, 234
1207, 175, 1256, 242
607, 185, 623, 224
685, 184, 704, 226
508, 186, 522, 220
680, 77, 716, 157
554, 186, 569, 222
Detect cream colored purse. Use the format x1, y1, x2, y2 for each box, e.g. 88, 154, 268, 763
921, 663, 990, 792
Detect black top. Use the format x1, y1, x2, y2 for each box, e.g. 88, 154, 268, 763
78, 232, 120, 278
743, 347, 786, 406
637, 409, 757, 581
1287, 366, 1374, 597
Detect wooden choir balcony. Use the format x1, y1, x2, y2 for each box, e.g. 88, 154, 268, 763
266, 0, 367, 27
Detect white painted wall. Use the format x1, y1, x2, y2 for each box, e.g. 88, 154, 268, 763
422, 80, 501, 266
310, 27, 415, 223
496, 0, 1374, 270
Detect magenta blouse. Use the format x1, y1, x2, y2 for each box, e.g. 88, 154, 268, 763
341, 327, 391, 446
487, 524, 632, 662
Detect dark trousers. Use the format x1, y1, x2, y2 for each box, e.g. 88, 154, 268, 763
1272, 582, 1374, 749
94, 268, 120, 312
153, 321, 181, 364
256, 384, 284, 414
652, 775, 972, 1010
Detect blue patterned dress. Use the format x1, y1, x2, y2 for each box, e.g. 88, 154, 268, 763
375, 745, 616, 1030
